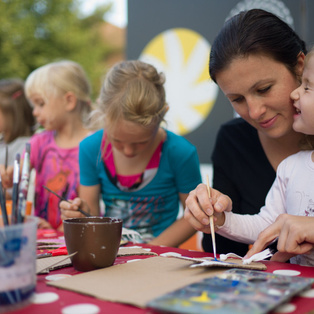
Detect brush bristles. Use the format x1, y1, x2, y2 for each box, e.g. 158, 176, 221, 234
25, 143, 31, 154
15, 153, 20, 163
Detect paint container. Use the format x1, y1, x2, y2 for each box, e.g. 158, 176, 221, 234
63, 217, 122, 272
0, 216, 38, 312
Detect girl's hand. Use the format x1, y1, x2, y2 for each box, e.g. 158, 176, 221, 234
37, 217, 53, 229
60, 197, 90, 220
57, 223, 64, 233
244, 214, 314, 263
0, 164, 14, 188
184, 183, 232, 233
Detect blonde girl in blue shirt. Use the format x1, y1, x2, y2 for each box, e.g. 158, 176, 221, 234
60, 60, 227, 247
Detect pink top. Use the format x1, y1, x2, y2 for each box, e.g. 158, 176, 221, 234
102, 134, 163, 190
30, 131, 80, 229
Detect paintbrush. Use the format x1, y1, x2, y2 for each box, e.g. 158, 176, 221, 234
17, 143, 31, 223
206, 175, 217, 261
0, 145, 9, 225
0, 172, 8, 226
43, 185, 91, 217
11, 154, 20, 224
3, 145, 8, 198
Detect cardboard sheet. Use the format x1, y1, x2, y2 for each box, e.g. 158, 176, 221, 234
37, 255, 73, 274
117, 247, 157, 257
37, 247, 157, 274
48, 256, 239, 308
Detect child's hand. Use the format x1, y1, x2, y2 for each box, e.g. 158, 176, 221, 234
244, 214, 314, 263
60, 197, 90, 220
184, 183, 232, 234
0, 164, 14, 188
57, 223, 64, 233
37, 217, 53, 229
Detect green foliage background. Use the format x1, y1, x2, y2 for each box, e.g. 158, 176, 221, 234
0, 0, 120, 98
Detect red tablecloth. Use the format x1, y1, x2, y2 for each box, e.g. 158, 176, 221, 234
9, 239, 314, 314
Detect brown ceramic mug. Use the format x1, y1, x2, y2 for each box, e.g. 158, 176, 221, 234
63, 217, 123, 272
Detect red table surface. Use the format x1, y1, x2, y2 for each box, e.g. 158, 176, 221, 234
9, 243, 314, 314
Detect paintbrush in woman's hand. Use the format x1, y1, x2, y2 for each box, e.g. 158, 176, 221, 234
206, 175, 217, 261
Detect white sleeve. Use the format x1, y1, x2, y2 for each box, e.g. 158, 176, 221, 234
217, 160, 288, 244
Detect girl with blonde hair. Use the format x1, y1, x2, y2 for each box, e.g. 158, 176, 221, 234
1, 60, 93, 231
60, 60, 204, 247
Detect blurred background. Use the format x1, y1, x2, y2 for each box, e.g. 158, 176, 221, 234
2, 0, 313, 163
0, 0, 126, 100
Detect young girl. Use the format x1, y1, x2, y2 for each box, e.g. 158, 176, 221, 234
1, 60, 93, 231
191, 50, 314, 266
60, 60, 203, 247
0, 78, 35, 170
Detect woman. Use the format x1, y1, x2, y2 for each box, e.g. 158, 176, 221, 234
185, 9, 306, 255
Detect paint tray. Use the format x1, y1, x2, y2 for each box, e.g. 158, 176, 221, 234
147, 268, 314, 314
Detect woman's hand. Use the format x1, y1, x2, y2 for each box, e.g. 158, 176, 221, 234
60, 198, 91, 220
244, 214, 314, 262
184, 183, 232, 233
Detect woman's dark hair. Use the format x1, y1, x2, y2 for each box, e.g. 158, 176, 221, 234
209, 9, 307, 83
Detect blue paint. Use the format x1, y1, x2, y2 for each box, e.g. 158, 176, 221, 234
0, 284, 35, 306
211, 258, 238, 265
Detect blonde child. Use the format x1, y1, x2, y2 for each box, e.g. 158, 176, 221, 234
60, 60, 203, 247
1, 60, 93, 231
0, 79, 35, 169
187, 49, 314, 266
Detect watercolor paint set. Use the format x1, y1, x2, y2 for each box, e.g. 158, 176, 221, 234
147, 268, 314, 314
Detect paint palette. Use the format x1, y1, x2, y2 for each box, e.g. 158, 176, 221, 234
147, 269, 314, 314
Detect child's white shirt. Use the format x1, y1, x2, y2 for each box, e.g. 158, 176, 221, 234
217, 150, 314, 266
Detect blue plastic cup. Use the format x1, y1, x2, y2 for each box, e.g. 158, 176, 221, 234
0, 216, 38, 312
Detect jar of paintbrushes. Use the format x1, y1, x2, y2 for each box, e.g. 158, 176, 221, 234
0, 143, 38, 312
